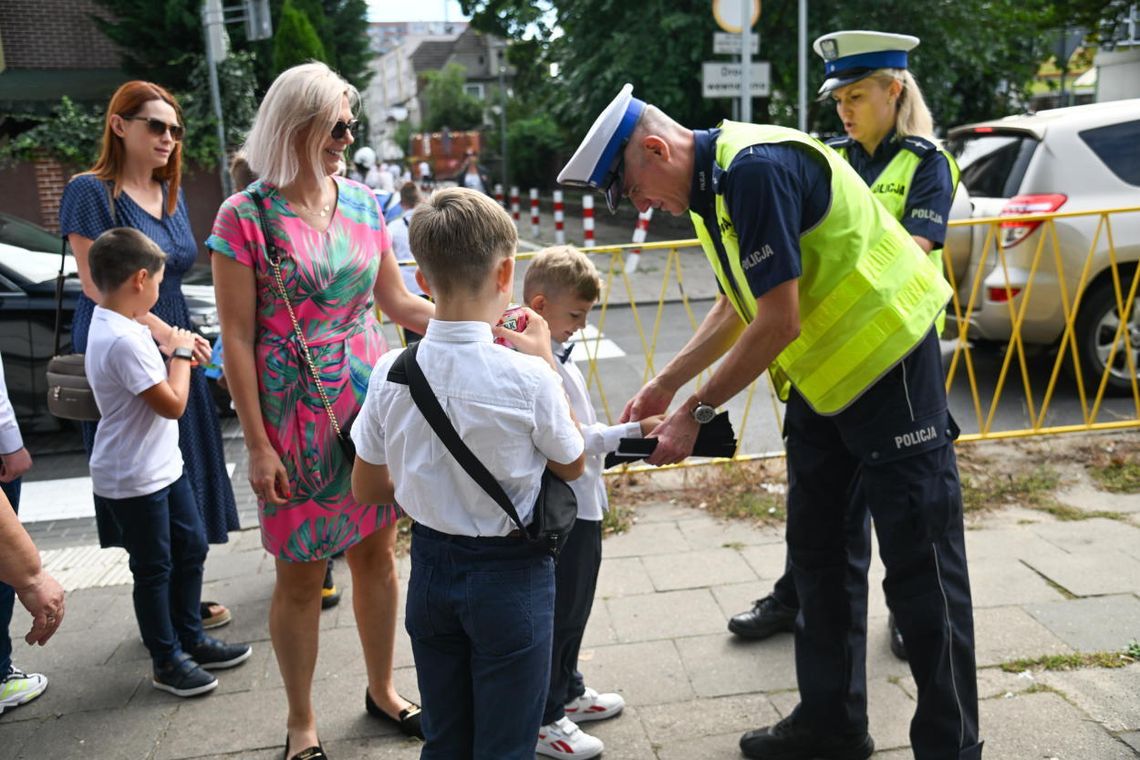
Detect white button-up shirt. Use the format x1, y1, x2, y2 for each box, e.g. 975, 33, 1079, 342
0, 353, 24, 456
354, 320, 584, 537
552, 340, 642, 521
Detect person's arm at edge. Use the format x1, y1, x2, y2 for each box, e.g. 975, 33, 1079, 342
373, 247, 433, 335
352, 458, 395, 504
0, 491, 65, 645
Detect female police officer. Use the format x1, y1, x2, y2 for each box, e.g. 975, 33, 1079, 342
728, 31, 961, 666
557, 72, 980, 760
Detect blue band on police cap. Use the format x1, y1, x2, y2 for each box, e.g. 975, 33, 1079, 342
824, 50, 908, 77
588, 98, 646, 189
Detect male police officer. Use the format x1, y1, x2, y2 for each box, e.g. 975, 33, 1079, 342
558, 86, 981, 760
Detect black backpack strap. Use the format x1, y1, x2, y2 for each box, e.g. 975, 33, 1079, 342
389, 344, 529, 536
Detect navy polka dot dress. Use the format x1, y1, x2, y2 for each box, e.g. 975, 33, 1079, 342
59, 174, 240, 546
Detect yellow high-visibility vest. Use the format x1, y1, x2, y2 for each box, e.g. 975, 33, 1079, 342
689, 121, 951, 415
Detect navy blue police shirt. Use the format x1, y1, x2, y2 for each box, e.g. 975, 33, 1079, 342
829, 130, 953, 247
690, 129, 830, 301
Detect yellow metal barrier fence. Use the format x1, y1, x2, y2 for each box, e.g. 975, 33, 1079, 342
382, 205, 1140, 465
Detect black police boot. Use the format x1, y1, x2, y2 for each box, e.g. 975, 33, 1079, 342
888, 612, 908, 661
740, 711, 874, 760
728, 594, 797, 640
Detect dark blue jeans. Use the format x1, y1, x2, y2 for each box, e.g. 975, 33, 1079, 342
406, 523, 555, 760
0, 478, 22, 674
96, 475, 208, 666
543, 518, 602, 725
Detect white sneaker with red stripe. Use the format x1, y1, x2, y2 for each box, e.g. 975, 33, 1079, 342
536, 716, 604, 758
563, 686, 625, 723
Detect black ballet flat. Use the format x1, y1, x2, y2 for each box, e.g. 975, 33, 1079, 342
283, 734, 327, 760
365, 688, 425, 740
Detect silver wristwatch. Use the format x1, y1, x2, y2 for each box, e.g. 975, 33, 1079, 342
172, 346, 195, 361
691, 401, 717, 425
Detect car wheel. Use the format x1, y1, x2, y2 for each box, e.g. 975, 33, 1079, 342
1074, 279, 1140, 396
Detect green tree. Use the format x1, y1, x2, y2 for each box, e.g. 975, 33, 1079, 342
273, 0, 329, 73
420, 63, 486, 131
91, 0, 201, 91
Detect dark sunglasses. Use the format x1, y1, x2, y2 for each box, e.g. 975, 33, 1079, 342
122, 115, 184, 142
330, 119, 360, 140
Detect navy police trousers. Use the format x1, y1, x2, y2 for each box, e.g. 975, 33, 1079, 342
785, 329, 982, 759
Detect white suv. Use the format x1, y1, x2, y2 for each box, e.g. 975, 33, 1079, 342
943, 99, 1140, 392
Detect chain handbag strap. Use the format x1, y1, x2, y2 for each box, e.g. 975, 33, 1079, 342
249, 190, 344, 437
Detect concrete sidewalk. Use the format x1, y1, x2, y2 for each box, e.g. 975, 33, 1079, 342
3, 449, 1140, 758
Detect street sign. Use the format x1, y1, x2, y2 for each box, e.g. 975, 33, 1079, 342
702, 61, 771, 98
713, 32, 760, 55
244, 0, 273, 41
712, 0, 761, 33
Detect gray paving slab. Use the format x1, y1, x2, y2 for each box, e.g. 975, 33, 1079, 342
978, 690, 1137, 759
972, 605, 1074, 667
975, 666, 1043, 700
655, 730, 747, 760
674, 633, 797, 697
1040, 664, 1140, 733
738, 543, 790, 580
0, 714, 42, 758
637, 693, 780, 746
641, 547, 758, 591
7, 701, 178, 760
579, 639, 695, 707
710, 581, 773, 622
0, 663, 144, 722
966, 558, 1068, 608
624, 500, 700, 524
594, 556, 655, 598
960, 526, 1066, 561
674, 515, 783, 549
1022, 550, 1140, 597
1057, 481, 1140, 514
1031, 517, 1140, 554
600, 520, 692, 557
1121, 730, 1140, 753
580, 600, 619, 648
1024, 594, 1140, 652
605, 588, 727, 642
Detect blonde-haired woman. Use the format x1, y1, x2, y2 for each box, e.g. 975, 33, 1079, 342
728, 31, 959, 660
208, 62, 432, 760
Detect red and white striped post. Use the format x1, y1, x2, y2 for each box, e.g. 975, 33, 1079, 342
625, 208, 654, 273
494, 183, 504, 208
582, 194, 595, 247
553, 190, 565, 245
529, 188, 540, 238
509, 186, 520, 222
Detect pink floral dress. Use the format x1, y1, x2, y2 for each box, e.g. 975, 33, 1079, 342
207, 177, 399, 561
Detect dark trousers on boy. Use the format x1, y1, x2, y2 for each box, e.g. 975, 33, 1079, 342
542, 518, 602, 725
0, 479, 22, 674
407, 523, 555, 760
96, 474, 208, 665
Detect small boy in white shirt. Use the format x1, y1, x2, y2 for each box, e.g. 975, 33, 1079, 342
85, 228, 251, 699
524, 246, 662, 758
351, 189, 585, 759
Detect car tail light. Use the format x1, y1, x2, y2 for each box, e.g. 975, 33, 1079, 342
987, 286, 1022, 302
999, 193, 1067, 248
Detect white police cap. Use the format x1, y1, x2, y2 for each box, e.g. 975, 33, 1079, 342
557, 83, 647, 213
812, 30, 919, 95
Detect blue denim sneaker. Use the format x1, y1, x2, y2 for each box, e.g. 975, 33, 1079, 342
188, 635, 252, 671
152, 653, 217, 697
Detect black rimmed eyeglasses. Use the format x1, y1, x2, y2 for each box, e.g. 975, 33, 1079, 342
331, 119, 360, 140
122, 116, 184, 142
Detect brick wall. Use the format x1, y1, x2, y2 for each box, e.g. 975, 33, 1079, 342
32, 154, 69, 234
1, 0, 120, 69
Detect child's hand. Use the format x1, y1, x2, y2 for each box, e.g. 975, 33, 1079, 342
639, 414, 666, 437
493, 307, 554, 364
161, 327, 198, 356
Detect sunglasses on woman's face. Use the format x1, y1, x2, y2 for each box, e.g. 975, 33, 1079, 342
330, 119, 360, 140
122, 115, 185, 142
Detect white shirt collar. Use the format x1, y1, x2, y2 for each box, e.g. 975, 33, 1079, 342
424, 319, 493, 343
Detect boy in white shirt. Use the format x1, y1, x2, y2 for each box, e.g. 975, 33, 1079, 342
352, 188, 585, 760
85, 228, 251, 698
524, 246, 662, 758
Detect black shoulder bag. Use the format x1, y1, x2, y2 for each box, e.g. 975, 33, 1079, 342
388, 343, 578, 558
46, 184, 122, 421
249, 189, 356, 462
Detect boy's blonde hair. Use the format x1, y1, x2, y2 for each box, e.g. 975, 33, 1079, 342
523, 245, 602, 303
408, 187, 517, 297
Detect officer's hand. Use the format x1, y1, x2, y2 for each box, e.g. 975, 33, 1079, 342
645, 407, 699, 466
621, 378, 674, 423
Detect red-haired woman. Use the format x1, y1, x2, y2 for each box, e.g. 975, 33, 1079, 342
59, 82, 240, 629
